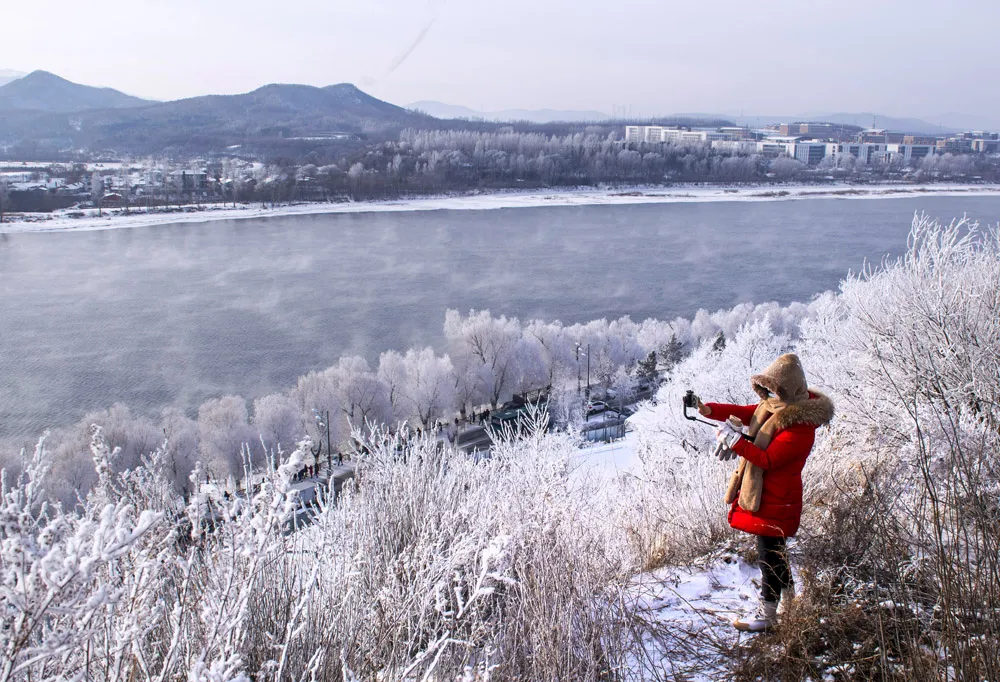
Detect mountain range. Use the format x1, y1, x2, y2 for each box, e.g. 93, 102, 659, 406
1, 70, 996, 160
0, 71, 431, 156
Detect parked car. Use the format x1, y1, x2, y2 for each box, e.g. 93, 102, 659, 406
585, 400, 609, 417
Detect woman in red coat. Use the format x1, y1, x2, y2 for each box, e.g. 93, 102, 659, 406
697, 353, 834, 632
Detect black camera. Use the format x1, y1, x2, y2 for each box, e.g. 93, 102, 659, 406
683, 389, 697, 409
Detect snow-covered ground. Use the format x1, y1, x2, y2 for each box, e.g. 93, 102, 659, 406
629, 553, 800, 680
572, 424, 805, 680
3, 182, 1000, 235
571, 429, 640, 478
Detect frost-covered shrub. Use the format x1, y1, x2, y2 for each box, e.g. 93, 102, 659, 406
237, 421, 636, 680
1, 429, 165, 682
1, 415, 637, 681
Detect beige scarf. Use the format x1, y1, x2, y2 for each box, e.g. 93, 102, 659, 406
723, 397, 787, 512
724, 354, 834, 512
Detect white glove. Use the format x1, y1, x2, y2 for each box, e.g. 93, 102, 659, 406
713, 440, 738, 461
715, 420, 742, 447
713, 418, 743, 461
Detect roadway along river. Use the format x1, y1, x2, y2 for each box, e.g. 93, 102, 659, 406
2, 195, 999, 446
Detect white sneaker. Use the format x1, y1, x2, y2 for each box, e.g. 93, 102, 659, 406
733, 600, 778, 632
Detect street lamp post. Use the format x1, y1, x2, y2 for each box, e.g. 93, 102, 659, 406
575, 343, 582, 395
312, 409, 333, 476
325, 410, 333, 469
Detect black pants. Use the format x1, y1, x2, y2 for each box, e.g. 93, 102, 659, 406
758, 535, 792, 603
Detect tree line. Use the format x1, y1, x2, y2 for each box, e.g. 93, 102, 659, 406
235, 130, 1000, 203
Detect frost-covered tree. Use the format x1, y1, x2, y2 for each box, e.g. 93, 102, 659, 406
329, 355, 393, 436
160, 406, 199, 495
377, 349, 409, 423
46, 404, 161, 505
571, 317, 645, 390
525, 318, 574, 386
637, 350, 658, 384
252, 393, 302, 456
769, 156, 806, 180
658, 333, 685, 370
398, 347, 455, 428
292, 366, 344, 446
445, 309, 534, 408
198, 394, 253, 479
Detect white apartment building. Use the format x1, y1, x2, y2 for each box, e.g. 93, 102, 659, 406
711, 140, 758, 154
667, 129, 733, 144
644, 126, 666, 142
757, 138, 798, 157
626, 127, 939, 166
885, 143, 935, 162
825, 142, 884, 164
793, 141, 828, 165
825, 142, 933, 165
624, 125, 737, 145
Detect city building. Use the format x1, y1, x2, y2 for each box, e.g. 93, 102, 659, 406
779, 122, 840, 138
717, 126, 756, 140
937, 137, 972, 153
624, 126, 644, 144
886, 143, 935, 162
757, 140, 796, 157
903, 135, 937, 145
793, 141, 828, 165
624, 125, 743, 146
168, 170, 209, 193
858, 129, 905, 144
826, 142, 890, 164
711, 140, 758, 154
646, 126, 666, 143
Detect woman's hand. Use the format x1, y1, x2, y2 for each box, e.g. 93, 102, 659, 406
697, 397, 712, 417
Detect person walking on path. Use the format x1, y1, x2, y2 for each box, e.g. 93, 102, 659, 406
694, 353, 834, 632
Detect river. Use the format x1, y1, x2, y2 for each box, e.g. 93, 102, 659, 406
1, 195, 998, 445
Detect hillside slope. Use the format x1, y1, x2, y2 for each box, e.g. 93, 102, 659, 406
0, 79, 433, 156
0, 70, 152, 112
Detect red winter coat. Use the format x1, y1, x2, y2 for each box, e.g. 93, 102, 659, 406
706, 392, 833, 537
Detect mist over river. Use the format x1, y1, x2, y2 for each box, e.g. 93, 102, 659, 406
2, 195, 999, 447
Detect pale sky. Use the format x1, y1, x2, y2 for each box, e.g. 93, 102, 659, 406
2, 0, 998, 119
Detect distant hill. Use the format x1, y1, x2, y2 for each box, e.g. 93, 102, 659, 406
796, 112, 957, 135
409, 100, 610, 123
673, 111, 964, 135
0, 78, 434, 156
0, 70, 152, 112
0, 69, 26, 88
138, 82, 425, 134
933, 112, 1000, 133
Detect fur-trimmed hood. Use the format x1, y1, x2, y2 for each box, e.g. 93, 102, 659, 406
761, 389, 835, 432
752, 353, 810, 403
